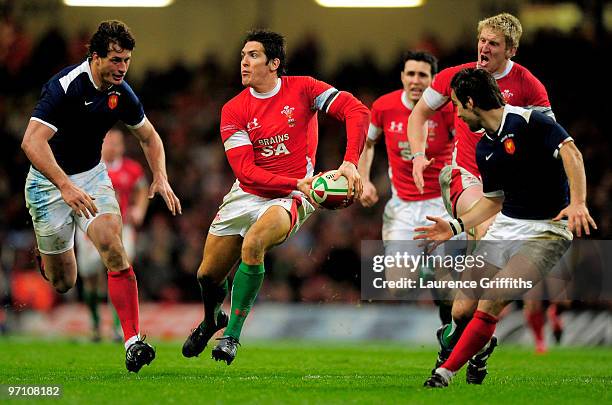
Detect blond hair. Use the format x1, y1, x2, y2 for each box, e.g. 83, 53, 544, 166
477, 13, 523, 50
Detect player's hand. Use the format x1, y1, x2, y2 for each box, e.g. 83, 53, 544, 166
149, 176, 182, 216
359, 180, 379, 207
414, 215, 453, 251
335, 161, 362, 200
297, 176, 319, 206
412, 155, 435, 194
553, 203, 597, 237
60, 182, 98, 219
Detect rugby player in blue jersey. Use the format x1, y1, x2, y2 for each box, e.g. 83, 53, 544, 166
415, 68, 596, 387
21, 20, 182, 373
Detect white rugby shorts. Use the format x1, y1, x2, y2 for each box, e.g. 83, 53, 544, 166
474, 212, 572, 271
25, 162, 121, 255
209, 180, 315, 238
382, 195, 451, 242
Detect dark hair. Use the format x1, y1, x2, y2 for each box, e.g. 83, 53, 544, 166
87, 20, 135, 58
244, 29, 286, 76
402, 50, 438, 76
450, 68, 505, 110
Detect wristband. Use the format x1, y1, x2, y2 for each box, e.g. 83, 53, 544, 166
448, 218, 465, 236
411, 151, 426, 160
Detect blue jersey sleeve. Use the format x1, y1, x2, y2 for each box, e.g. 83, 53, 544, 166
31, 79, 66, 131
119, 82, 145, 128
530, 111, 572, 158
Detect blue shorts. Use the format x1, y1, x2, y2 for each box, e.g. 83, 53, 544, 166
25, 162, 121, 254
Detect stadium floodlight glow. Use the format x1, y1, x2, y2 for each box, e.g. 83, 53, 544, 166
315, 0, 423, 7
63, 0, 173, 7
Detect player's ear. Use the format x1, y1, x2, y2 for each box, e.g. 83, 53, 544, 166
505, 46, 517, 59
268, 57, 281, 73
466, 96, 475, 110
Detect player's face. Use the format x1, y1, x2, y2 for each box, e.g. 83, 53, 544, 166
240, 41, 279, 91
400, 60, 433, 104
451, 90, 481, 131
102, 129, 125, 162
477, 27, 516, 75
92, 43, 131, 89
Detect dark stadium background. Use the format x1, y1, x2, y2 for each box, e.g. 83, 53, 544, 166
0, 0, 610, 338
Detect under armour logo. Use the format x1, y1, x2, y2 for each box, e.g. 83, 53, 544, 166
247, 118, 261, 131
389, 121, 404, 133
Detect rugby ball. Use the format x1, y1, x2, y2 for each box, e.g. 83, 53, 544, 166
309, 170, 353, 210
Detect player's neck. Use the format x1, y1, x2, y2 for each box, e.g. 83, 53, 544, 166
251, 76, 280, 94
89, 61, 112, 91
480, 108, 505, 136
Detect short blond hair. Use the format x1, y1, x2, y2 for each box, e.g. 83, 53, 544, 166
477, 13, 522, 50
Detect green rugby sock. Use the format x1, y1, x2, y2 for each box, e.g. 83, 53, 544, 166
441, 318, 468, 350
198, 277, 229, 329
83, 289, 100, 330
224, 262, 265, 340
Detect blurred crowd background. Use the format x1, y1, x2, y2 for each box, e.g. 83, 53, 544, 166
0, 3, 610, 319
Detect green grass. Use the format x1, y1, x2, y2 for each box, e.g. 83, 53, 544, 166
0, 338, 610, 404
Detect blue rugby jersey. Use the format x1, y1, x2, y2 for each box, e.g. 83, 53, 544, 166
476, 105, 572, 220
31, 59, 145, 174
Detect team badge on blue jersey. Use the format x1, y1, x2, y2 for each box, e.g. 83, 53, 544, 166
504, 138, 515, 155
108, 91, 120, 110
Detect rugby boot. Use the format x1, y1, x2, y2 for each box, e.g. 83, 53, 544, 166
432, 324, 453, 373
126, 336, 156, 373
466, 335, 498, 384
211, 336, 240, 365
182, 310, 229, 358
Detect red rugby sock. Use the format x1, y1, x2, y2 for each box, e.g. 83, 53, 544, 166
107, 266, 140, 342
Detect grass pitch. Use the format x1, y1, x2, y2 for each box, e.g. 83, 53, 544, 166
0, 338, 610, 404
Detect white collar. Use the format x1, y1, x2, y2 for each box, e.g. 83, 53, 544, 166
401, 91, 415, 110
250, 78, 281, 99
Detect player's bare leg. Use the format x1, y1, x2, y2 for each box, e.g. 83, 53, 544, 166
182, 233, 242, 358
88, 213, 154, 372
212, 205, 292, 365
38, 250, 78, 294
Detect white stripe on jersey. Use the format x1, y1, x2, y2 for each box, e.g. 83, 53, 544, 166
30, 117, 58, 133
306, 156, 314, 177
422, 86, 448, 111
59, 60, 96, 93
224, 130, 252, 151
125, 115, 147, 130
553, 137, 574, 159
526, 105, 556, 120
367, 123, 383, 142
314, 87, 339, 112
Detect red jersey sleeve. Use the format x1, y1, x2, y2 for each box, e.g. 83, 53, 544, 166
305, 76, 368, 166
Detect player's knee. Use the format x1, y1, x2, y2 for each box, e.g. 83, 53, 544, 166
451, 304, 473, 325
241, 236, 265, 264
52, 276, 76, 294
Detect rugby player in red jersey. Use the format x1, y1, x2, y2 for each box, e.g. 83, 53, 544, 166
182, 29, 369, 365
358, 50, 455, 319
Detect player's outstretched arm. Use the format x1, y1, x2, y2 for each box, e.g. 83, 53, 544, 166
131, 118, 182, 216
554, 141, 597, 237
358, 138, 379, 207
407, 98, 437, 194
415, 196, 503, 242
21, 120, 98, 218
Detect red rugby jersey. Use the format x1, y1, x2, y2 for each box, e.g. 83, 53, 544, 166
370, 89, 454, 201
106, 157, 145, 218
221, 76, 368, 198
